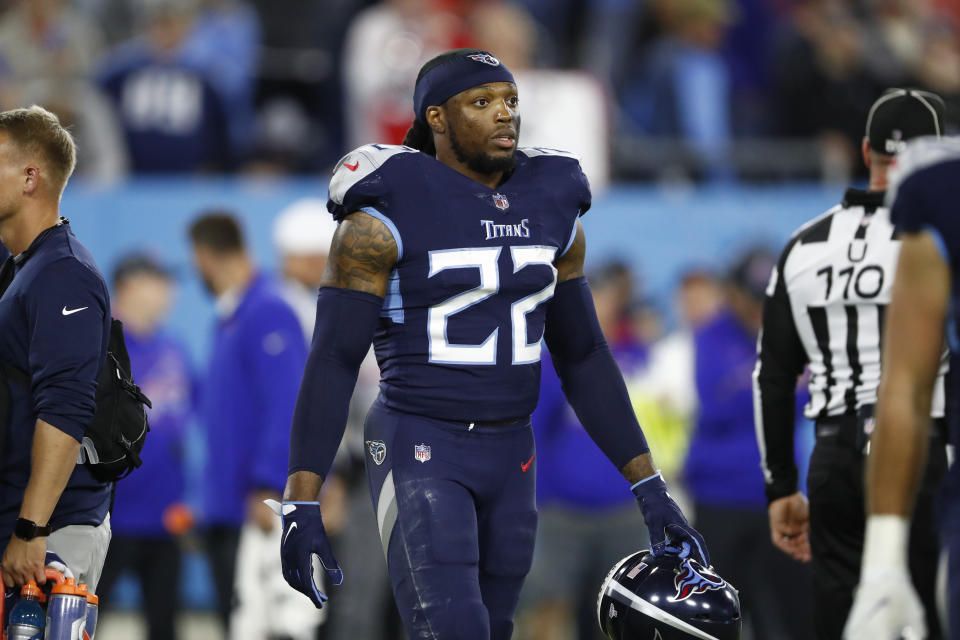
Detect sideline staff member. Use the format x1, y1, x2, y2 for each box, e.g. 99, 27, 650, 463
0, 106, 112, 589
752, 89, 948, 639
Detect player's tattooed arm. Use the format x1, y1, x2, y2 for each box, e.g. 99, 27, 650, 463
554, 220, 586, 283
320, 211, 399, 297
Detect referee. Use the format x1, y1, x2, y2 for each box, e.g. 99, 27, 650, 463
753, 88, 948, 640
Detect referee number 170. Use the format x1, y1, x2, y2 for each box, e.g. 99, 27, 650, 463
816, 264, 885, 300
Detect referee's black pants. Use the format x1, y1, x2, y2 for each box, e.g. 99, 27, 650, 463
808, 415, 947, 640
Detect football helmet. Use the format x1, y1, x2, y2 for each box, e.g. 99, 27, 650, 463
597, 550, 741, 640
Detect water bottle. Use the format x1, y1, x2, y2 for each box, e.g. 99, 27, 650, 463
76, 585, 97, 640
7, 581, 45, 640
44, 578, 85, 640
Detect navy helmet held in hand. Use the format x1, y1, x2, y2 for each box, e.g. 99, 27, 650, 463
597, 550, 741, 640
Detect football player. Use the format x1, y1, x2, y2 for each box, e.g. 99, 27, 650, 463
269, 48, 707, 640
844, 138, 960, 640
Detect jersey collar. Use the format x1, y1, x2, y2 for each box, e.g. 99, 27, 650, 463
13, 217, 68, 266
841, 188, 886, 212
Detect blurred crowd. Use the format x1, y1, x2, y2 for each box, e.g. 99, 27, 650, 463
0, 0, 957, 184
2, 0, 948, 637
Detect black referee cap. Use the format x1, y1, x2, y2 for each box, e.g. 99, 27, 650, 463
865, 88, 945, 155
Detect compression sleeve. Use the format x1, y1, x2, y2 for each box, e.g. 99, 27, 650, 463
288, 287, 383, 478
543, 277, 649, 470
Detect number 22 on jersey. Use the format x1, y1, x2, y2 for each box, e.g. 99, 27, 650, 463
427, 246, 558, 366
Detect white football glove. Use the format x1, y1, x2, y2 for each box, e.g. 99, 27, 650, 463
844, 565, 926, 640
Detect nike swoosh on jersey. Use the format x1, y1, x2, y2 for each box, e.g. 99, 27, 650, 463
521, 453, 535, 473
61, 306, 88, 316
343, 161, 360, 171
283, 521, 298, 545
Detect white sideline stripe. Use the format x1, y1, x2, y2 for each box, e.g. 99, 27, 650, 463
605, 580, 720, 640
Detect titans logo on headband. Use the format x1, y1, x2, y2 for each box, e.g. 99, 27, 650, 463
467, 53, 501, 66
673, 560, 726, 601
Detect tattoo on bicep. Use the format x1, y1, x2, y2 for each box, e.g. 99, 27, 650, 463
555, 221, 586, 283
322, 213, 398, 296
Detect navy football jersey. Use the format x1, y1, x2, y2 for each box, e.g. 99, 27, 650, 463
888, 137, 960, 453
327, 144, 591, 422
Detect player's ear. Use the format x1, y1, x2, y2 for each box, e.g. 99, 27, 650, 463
426, 106, 446, 135
861, 138, 871, 170
22, 164, 40, 196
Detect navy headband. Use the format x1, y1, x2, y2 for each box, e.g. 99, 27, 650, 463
413, 51, 515, 124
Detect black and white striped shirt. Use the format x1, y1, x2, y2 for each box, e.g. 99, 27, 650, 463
753, 188, 947, 501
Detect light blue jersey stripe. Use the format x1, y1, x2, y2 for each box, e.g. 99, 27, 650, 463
361, 206, 403, 260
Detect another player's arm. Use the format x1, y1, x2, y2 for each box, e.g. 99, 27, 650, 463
843, 230, 949, 639
864, 231, 948, 540
283, 212, 397, 502
550, 221, 656, 482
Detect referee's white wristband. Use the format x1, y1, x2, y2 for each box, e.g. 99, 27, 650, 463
861, 514, 910, 573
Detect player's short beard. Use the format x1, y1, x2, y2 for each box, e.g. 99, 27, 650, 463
449, 123, 518, 176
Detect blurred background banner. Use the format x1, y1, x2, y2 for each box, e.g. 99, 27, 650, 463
66, 179, 838, 363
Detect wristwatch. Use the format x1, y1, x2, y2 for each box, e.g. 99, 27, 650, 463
14, 518, 51, 541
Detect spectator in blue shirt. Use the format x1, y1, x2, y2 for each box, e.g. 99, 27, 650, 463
620, 0, 735, 181
96, 1, 231, 174
180, 0, 261, 160
0, 106, 112, 590
685, 247, 813, 639
188, 211, 307, 634
97, 253, 194, 640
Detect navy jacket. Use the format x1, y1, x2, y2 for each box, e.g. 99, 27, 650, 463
200, 274, 307, 526
0, 220, 112, 540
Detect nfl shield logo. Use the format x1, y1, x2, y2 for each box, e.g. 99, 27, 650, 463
414, 443, 431, 463
366, 440, 387, 466
492, 193, 510, 211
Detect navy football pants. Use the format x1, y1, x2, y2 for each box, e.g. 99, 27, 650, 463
364, 398, 538, 640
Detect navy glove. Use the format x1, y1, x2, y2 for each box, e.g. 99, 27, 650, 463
265, 499, 343, 608
632, 472, 710, 567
